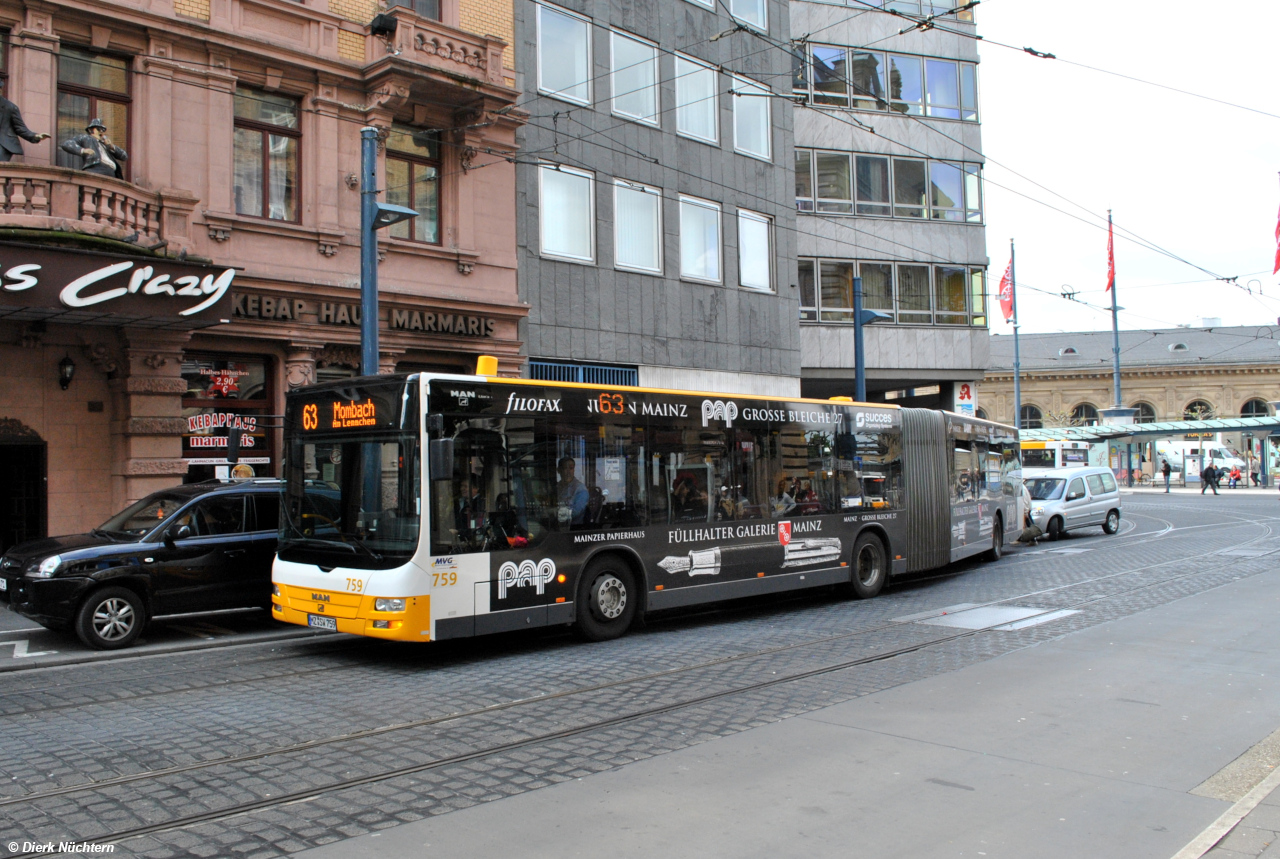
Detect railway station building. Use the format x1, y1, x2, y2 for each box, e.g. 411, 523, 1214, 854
790, 1, 990, 413
0, 0, 528, 549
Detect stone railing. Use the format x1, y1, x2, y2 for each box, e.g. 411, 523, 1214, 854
377, 6, 507, 87
0, 165, 198, 253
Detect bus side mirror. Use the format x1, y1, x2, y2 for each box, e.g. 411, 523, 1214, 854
426, 413, 444, 437
429, 438, 454, 480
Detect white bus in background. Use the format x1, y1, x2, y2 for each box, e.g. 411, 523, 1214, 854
1021, 440, 1091, 472
1155, 440, 1246, 472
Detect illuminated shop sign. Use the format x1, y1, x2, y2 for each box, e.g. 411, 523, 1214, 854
0, 249, 236, 319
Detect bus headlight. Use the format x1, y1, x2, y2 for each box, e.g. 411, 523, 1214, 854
375, 598, 406, 612
271, 583, 280, 597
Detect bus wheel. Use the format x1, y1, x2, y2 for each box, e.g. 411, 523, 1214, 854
575, 558, 637, 642
846, 533, 887, 600
1102, 509, 1120, 534
1047, 516, 1064, 541
985, 515, 1004, 561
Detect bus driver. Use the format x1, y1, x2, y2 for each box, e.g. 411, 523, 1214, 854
557, 457, 589, 526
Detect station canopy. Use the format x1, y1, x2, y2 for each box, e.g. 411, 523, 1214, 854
1019, 415, 1280, 442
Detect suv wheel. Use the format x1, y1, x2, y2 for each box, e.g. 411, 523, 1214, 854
75, 587, 145, 650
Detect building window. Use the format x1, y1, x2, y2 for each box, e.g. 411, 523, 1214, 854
1241, 399, 1270, 418
799, 258, 986, 326
732, 76, 771, 161
539, 164, 594, 262
795, 149, 982, 222
794, 45, 978, 122
537, 4, 591, 105
681, 0, 713, 8
614, 180, 662, 274
611, 32, 659, 124
233, 88, 299, 221
385, 0, 440, 19
1020, 405, 1043, 430
0, 36, 8, 96
1132, 402, 1157, 423
975, 407, 988, 420
1072, 404, 1099, 426
530, 360, 639, 386
737, 210, 772, 291
729, 0, 766, 31
56, 47, 130, 177
675, 55, 718, 143
181, 355, 272, 482
385, 125, 440, 244
679, 195, 721, 283
1184, 400, 1216, 420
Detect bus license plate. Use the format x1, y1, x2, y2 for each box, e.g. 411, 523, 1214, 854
307, 614, 337, 631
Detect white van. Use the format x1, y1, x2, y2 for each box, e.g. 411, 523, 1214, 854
1025, 466, 1122, 540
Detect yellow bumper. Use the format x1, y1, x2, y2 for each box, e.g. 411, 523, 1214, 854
272, 583, 431, 641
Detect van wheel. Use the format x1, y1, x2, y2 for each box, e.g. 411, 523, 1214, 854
1047, 516, 1064, 541
1103, 509, 1120, 534
74, 587, 145, 650
985, 515, 1004, 561
845, 533, 887, 600
575, 558, 637, 642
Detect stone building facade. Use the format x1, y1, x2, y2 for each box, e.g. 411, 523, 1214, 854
981, 327, 1280, 440
512, 0, 800, 396
0, 0, 526, 549
790, 1, 989, 410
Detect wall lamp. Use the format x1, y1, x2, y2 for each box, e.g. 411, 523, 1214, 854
58, 354, 76, 390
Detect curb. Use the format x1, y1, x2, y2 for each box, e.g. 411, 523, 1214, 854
1171, 764, 1280, 859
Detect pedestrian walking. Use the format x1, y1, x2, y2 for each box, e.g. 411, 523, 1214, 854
1250, 458, 1261, 487
1161, 459, 1172, 493
1201, 464, 1219, 495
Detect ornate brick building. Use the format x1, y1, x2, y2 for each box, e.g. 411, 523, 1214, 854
0, 0, 525, 549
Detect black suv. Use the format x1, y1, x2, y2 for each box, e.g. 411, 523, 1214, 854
0, 479, 282, 650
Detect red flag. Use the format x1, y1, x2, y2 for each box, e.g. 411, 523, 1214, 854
998, 260, 1014, 321
1273, 197, 1280, 275
1106, 219, 1115, 292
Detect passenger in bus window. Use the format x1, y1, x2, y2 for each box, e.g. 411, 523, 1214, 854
771, 478, 796, 516
671, 474, 708, 520
557, 456, 589, 526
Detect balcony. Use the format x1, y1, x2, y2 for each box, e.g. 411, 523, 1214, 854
363, 6, 510, 91
0, 165, 197, 254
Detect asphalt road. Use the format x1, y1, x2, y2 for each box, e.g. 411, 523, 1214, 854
2, 492, 1278, 859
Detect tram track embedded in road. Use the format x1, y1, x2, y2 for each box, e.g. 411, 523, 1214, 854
3, 513, 1276, 858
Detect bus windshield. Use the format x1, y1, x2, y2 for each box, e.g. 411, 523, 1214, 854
279, 433, 420, 569
1026, 478, 1066, 501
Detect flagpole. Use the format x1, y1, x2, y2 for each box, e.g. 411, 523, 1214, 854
1010, 238, 1021, 429
1109, 210, 1122, 408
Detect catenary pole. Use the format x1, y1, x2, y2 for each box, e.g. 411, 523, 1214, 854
1010, 239, 1021, 429
1109, 210, 1122, 407
854, 276, 867, 402
359, 127, 380, 377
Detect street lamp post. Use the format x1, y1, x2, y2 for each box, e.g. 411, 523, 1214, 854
853, 276, 892, 402
359, 126, 419, 377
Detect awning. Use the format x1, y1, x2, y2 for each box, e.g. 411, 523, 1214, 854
1020, 415, 1280, 442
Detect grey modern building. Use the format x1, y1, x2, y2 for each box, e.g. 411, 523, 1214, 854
512, 0, 800, 396
790, 0, 990, 410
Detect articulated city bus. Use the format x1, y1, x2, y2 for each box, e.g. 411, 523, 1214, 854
271, 361, 1021, 643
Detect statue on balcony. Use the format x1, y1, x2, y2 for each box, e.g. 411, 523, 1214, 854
60, 118, 127, 179
0, 97, 50, 162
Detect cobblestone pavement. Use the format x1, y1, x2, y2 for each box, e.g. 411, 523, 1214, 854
1, 495, 1277, 859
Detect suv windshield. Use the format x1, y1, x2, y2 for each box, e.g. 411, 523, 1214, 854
99, 492, 190, 538
279, 433, 421, 569
1026, 478, 1066, 501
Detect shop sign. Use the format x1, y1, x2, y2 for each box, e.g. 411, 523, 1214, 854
231, 292, 494, 338
0, 248, 235, 319
183, 409, 267, 464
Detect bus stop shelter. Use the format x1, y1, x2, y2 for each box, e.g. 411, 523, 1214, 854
1019, 416, 1280, 486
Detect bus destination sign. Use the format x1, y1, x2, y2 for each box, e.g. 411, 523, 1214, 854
294, 386, 407, 434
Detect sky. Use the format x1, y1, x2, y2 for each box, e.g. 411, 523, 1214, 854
976, 0, 1280, 335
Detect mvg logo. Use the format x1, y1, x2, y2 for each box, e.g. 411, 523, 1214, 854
701, 399, 738, 428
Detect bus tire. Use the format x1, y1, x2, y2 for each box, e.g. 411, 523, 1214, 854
575, 557, 637, 642
1102, 509, 1120, 534
846, 533, 887, 600
1047, 516, 1064, 541
985, 514, 1004, 561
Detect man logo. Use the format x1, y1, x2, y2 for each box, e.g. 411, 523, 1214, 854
701, 399, 738, 428
498, 558, 556, 598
